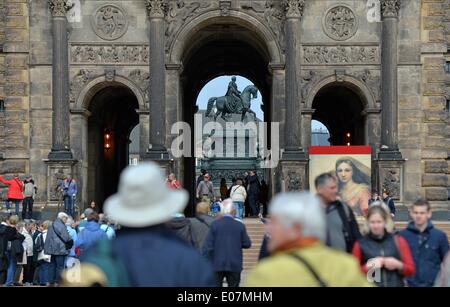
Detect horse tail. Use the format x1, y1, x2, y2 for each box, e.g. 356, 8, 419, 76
206, 97, 216, 117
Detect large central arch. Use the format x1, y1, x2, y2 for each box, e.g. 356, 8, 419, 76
171, 12, 283, 214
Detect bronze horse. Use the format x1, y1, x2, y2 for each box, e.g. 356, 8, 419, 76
205, 85, 259, 121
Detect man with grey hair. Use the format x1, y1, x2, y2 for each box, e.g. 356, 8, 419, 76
246, 192, 370, 287
44, 212, 73, 285
202, 198, 251, 287
315, 172, 361, 253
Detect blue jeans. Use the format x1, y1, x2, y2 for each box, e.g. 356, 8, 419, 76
6, 199, 20, 216
64, 195, 74, 217
49, 255, 66, 284
5, 252, 16, 286
234, 201, 244, 220
39, 261, 51, 286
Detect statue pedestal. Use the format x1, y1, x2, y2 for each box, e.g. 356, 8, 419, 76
377, 159, 404, 201
279, 159, 309, 192
197, 111, 264, 195
44, 159, 77, 205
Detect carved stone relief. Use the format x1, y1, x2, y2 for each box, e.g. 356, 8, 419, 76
323, 5, 357, 41
70, 44, 149, 65
302, 46, 379, 64
357, 69, 381, 101
128, 69, 150, 105
300, 70, 324, 103
69, 69, 95, 102
165, 1, 214, 51
382, 168, 401, 200
91, 5, 128, 41
241, 0, 286, 51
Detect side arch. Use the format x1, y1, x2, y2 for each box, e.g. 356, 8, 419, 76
74, 75, 147, 111
305, 74, 378, 111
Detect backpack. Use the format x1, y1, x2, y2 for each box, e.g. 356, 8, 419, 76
24, 182, 34, 197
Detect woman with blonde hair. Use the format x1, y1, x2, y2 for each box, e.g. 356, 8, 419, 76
335, 157, 371, 217
352, 203, 415, 287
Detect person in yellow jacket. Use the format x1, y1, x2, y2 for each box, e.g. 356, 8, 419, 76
246, 192, 372, 287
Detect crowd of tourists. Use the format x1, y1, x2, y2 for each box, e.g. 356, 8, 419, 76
0, 162, 449, 287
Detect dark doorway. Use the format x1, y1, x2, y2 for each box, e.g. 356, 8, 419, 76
87, 85, 139, 211
312, 84, 365, 145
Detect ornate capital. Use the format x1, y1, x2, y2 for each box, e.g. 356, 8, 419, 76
48, 0, 73, 17
283, 0, 305, 19
380, 0, 401, 18
145, 0, 167, 18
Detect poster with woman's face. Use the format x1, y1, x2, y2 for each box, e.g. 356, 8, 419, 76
309, 146, 372, 217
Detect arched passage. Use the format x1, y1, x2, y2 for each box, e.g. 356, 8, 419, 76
178, 17, 275, 212
312, 83, 366, 145
86, 85, 139, 210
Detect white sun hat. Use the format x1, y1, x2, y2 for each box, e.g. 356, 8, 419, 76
104, 162, 188, 227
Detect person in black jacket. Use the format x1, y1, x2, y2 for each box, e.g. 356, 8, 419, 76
0, 216, 17, 284
247, 171, 261, 217
2, 215, 25, 286
315, 172, 361, 253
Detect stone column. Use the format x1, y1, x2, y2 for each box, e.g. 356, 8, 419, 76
377, 0, 404, 201
282, 0, 306, 160
379, 0, 402, 160
145, 0, 169, 161
48, 0, 73, 160
277, 0, 308, 192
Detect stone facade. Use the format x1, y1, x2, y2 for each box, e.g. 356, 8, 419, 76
0, 0, 448, 212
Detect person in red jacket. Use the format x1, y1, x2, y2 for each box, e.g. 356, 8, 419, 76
0, 174, 24, 216
352, 203, 415, 287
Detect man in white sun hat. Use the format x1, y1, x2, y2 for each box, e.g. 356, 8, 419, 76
62, 162, 216, 287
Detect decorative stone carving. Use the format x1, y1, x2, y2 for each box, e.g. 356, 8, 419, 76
380, 0, 401, 18
302, 46, 379, 64
129, 69, 150, 104
382, 168, 401, 200
301, 70, 323, 103
145, 0, 168, 18
70, 44, 149, 65
323, 5, 357, 41
287, 170, 302, 191
282, 0, 305, 19
165, 1, 213, 51
242, 0, 286, 51
105, 68, 115, 82
48, 0, 74, 17
66, 0, 81, 23
219, 1, 231, 16
69, 69, 94, 102
358, 69, 381, 101
335, 68, 346, 82
91, 5, 128, 41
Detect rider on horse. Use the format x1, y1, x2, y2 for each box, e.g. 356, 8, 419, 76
225, 76, 242, 112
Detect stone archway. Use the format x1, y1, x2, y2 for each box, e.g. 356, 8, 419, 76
303, 73, 381, 149
71, 75, 148, 210
167, 12, 283, 214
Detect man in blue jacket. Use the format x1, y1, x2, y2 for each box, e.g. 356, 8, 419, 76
399, 199, 449, 287
75, 211, 107, 257
202, 199, 252, 287
60, 175, 77, 218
